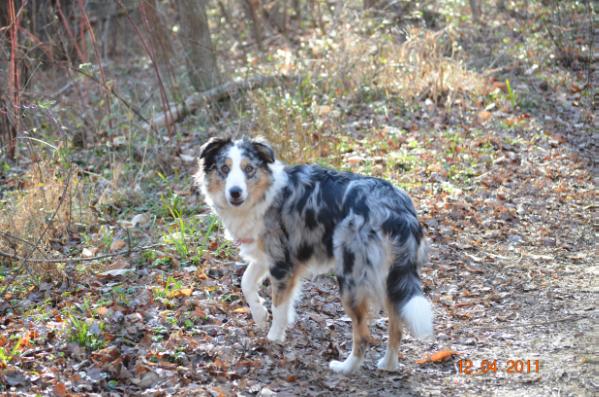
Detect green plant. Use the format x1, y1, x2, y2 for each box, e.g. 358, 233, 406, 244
505, 79, 518, 108
67, 315, 106, 351
153, 276, 183, 299
159, 187, 196, 258
99, 225, 114, 249
0, 336, 26, 366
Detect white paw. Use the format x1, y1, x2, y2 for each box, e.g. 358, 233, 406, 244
266, 328, 286, 343
329, 357, 361, 375
377, 354, 400, 371
266, 322, 286, 343
251, 305, 268, 329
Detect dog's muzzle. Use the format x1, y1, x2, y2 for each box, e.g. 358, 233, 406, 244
228, 186, 245, 206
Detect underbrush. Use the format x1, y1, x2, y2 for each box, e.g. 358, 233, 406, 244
0, 159, 95, 267
244, 21, 485, 164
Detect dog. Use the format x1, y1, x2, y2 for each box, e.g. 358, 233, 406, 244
195, 136, 433, 374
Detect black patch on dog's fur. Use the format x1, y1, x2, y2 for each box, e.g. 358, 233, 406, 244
305, 208, 318, 229
199, 137, 232, 172
237, 137, 275, 168
271, 262, 288, 280
296, 243, 314, 262
386, 264, 421, 305
342, 247, 355, 274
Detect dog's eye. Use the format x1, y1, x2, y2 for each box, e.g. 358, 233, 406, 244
220, 165, 230, 174
245, 165, 255, 174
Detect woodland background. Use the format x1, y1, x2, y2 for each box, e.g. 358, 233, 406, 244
0, 0, 597, 395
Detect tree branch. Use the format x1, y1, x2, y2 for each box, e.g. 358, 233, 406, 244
147, 74, 297, 129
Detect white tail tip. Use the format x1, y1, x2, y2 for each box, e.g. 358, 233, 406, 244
401, 295, 433, 340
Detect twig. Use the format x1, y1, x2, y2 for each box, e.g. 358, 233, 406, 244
148, 74, 298, 128
0, 231, 48, 258
0, 243, 165, 264
74, 67, 156, 131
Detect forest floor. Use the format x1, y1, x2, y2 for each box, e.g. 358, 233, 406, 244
1, 3, 597, 397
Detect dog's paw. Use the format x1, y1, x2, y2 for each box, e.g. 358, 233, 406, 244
266, 326, 286, 343
376, 353, 400, 372
251, 305, 269, 329
329, 357, 361, 375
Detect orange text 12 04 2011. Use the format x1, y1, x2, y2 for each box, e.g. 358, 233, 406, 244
457, 359, 541, 375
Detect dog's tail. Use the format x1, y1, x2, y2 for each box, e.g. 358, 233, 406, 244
386, 236, 433, 339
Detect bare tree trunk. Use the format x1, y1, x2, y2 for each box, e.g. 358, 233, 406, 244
3, 0, 21, 160
470, 0, 482, 21
175, 0, 221, 91
243, 0, 264, 50
265, 0, 288, 35
140, 0, 176, 87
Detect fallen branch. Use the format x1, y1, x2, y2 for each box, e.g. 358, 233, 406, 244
148, 74, 297, 129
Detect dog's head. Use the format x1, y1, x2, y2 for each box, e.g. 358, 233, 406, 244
196, 136, 276, 209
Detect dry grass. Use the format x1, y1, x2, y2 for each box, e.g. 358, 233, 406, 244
0, 161, 94, 270
245, 20, 485, 164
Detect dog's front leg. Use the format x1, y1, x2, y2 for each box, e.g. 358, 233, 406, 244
267, 275, 299, 343
241, 261, 269, 329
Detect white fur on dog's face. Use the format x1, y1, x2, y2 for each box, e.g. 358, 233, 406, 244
225, 145, 248, 207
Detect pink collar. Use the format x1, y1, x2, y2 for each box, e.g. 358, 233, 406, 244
235, 238, 255, 245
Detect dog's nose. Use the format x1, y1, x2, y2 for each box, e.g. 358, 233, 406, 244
229, 187, 242, 199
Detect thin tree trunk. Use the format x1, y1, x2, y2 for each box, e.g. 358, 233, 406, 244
243, 0, 264, 51
470, 0, 482, 21
175, 0, 221, 92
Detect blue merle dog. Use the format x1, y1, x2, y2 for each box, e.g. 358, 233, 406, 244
195, 136, 433, 374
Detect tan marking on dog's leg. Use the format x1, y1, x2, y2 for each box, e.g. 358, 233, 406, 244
377, 299, 402, 371
267, 269, 302, 343
329, 298, 370, 374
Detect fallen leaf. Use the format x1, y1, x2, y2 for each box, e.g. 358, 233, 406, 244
110, 239, 127, 252
54, 381, 67, 397
82, 247, 98, 257
167, 288, 193, 298
416, 349, 459, 364
477, 110, 492, 124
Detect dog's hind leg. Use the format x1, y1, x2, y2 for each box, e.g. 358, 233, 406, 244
329, 295, 370, 374
377, 300, 402, 371
378, 235, 432, 370
241, 261, 269, 329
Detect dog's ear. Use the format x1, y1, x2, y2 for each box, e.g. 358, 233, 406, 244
199, 137, 231, 168
251, 137, 275, 164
